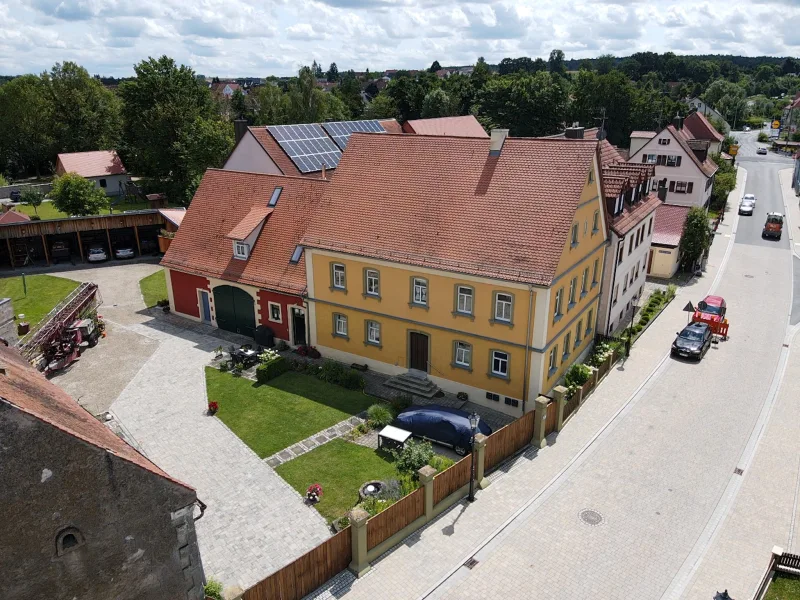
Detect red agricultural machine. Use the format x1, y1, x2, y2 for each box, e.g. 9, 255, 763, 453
18, 282, 104, 374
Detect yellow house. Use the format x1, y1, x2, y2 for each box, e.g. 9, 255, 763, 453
301, 130, 608, 416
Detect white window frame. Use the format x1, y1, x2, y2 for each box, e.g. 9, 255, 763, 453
268, 301, 282, 323
666, 155, 679, 167
568, 278, 576, 306
332, 263, 346, 289
457, 286, 473, 315
412, 278, 428, 305
334, 314, 348, 337
592, 209, 600, 233
571, 223, 579, 246
675, 181, 688, 194
563, 333, 571, 358
366, 320, 381, 345
575, 320, 583, 346
586, 309, 594, 334
365, 269, 380, 296
549, 346, 558, 372
592, 259, 599, 285
454, 341, 471, 368
233, 240, 249, 260
495, 293, 512, 322
581, 268, 588, 295
645, 154, 657, 164
554, 288, 563, 317
491, 350, 509, 377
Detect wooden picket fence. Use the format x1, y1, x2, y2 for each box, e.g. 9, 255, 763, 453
484, 410, 536, 472
242, 527, 352, 600
433, 456, 472, 504
366, 488, 424, 550
562, 390, 580, 422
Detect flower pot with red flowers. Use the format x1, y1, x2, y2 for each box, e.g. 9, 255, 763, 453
207, 401, 219, 416
306, 483, 323, 504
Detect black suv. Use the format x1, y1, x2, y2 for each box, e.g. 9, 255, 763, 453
671, 322, 712, 360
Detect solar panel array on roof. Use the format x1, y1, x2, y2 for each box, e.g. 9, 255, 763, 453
322, 120, 386, 150
267, 124, 342, 173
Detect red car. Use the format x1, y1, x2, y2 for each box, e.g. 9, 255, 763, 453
693, 295, 726, 325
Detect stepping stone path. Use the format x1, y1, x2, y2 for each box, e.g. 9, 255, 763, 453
265, 414, 366, 467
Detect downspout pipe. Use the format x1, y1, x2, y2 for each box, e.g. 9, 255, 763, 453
521, 285, 534, 414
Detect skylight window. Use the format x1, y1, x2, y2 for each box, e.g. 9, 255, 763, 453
269, 186, 283, 207
290, 245, 303, 264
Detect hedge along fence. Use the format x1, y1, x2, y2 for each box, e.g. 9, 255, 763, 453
366, 487, 424, 551
242, 527, 352, 600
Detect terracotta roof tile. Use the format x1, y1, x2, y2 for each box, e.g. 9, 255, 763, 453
603, 175, 631, 198
610, 192, 661, 236
227, 207, 272, 240
402, 116, 489, 138
599, 139, 624, 167
631, 131, 657, 139
669, 125, 719, 177
302, 133, 599, 286
0, 210, 31, 224
684, 111, 724, 143
379, 119, 404, 134
652, 203, 690, 247
0, 344, 194, 493
162, 170, 328, 294
158, 208, 186, 228
56, 150, 126, 178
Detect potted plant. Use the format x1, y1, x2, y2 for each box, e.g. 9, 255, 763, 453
207, 401, 219, 415
214, 345, 224, 359
158, 228, 176, 253
306, 483, 323, 504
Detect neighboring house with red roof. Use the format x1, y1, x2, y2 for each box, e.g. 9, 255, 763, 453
0, 207, 31, 224
683, 110, 725, 154
553, 126, 660, 333
55, 150, 129, 197
210, 81, 241, 98
685, 97, 730, 132
402, 115, 488, 138
300, 130, 609, 415
649, 203, 690, 278
161, 169, 327, 345
0, 344, 205, 599
628, 116, 718, 209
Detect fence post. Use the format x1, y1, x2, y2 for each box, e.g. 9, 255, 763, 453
347, 507, 371, 577
474, 433, 489, 490
532, 395, 549, 448
554, 385, 568, 432
418, 465, 436, 521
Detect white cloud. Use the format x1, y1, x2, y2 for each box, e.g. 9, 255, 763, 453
0, 0, 797, 76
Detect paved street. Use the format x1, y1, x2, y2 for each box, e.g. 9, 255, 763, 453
312, 137, 800, 600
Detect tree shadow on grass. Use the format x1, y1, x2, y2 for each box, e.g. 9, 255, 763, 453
253, 371, 374, 416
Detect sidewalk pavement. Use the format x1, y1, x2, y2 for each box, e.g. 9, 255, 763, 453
308, 175, 745, 600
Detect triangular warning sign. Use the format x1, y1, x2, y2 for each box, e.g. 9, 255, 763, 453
683, 301, 695, 313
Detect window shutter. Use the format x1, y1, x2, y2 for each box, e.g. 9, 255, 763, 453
687, 182, 694, 193
657, 155, 665, 166
676, 156, 682, 166
642, 155, 647, 164
669, 181, 675, 192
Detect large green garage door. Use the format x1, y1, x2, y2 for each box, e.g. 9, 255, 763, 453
213, 285, 256, 338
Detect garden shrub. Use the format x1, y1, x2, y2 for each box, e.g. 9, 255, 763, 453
218, 362, 229, 373
340, 369, 365, 390
666, 284, 677, 300
564, 363, 591, 388
390, 394, 413, 413
367, 403, 394, 428
393, 440, 434, 475
204, 578, 223, 600
358, 495, 396, 516
256, 356, 289, 383
379, 479, 403, 501
276, 340, 290, 351
318, 359, 346, 384
397, 471, 419, 495
428, 454, 455, 472
231, 363, 243, 377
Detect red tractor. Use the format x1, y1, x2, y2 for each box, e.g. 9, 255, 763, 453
692, 295, 729, 339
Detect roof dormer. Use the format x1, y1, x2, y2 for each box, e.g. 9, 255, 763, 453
226, 206, 273, 261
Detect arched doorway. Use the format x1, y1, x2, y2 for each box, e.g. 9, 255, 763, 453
213, 285, 256, 338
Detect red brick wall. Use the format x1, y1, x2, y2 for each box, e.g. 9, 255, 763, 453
169, 270, 209, 318
257, 290, 302, 342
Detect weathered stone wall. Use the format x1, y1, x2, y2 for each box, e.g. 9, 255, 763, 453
0, 404, 205, 600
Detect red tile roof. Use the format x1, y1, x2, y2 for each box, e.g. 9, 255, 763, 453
603, 175, 632, 198
379, 119, 404, 134
631, 131, 656, 139
0, 210, 31, 224
599, 139, 624, 167
652, 203, 690, 247
227, 207, 273, 240
402, 116, 489, 138
302, 133, 599, 286
610, 192, 661, 237
56, 150, 126, 178
0, 344, 193, 493
684, 111, 724, 143
669, 125, 719, 177
162, 169, 328, 294
158, 208, 186, 228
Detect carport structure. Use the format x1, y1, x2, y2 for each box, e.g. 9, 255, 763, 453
0, 210, 172, 269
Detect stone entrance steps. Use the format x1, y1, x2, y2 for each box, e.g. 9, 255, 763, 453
384, 372, 441, 399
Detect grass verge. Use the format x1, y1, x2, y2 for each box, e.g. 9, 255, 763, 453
0, 274, 79, 326
139, 269, 167, 308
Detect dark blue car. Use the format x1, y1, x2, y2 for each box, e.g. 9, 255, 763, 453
393, 405, 493, 456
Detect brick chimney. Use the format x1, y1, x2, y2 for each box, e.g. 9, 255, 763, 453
489, 129, 509, 157
672, 114, 684, 130
233, 119, 248, 145
565, 126, 585, 139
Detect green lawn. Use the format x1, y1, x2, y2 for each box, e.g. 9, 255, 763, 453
766, 575, 800, 600
139, 269, 167, 308
206, 369, 375, 458
276, 438, 399, 523
16, 200, 164, 220
0, 274, 79, 326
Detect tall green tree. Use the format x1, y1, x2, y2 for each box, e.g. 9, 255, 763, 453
42, 62, 121, 155
429, 61, 442, 73
548, 49, 566, 75
173, 117, 234, 184
118, 56, 215, 180
311, 60, 324, 79
326, 62, 339, 82
363, 93, 398, 119
333, 71, 364, 118
251, 84, 290, 125
385, 72, 440, 122
596, 54, 616, 75
230, 88, 248, 121
0, 75, 54, 176
679, 207, 712, 269
570, 70, 634, 146
470, 57, 492, 91
421, 88, 453, 118
287, 67, 328, 123
50, 172, 109, 216
20, 188, 44, 216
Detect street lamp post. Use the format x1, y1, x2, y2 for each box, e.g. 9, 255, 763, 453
468, 411, 480, 502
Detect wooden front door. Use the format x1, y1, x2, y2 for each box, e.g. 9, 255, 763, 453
409, 332, 429, 372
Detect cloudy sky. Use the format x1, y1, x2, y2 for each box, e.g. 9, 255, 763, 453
1, 0, 799, 77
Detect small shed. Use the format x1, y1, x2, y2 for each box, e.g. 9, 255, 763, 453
55, 150, 129, 197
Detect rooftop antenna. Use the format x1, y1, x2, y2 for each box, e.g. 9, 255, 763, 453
594, 107, 608, 140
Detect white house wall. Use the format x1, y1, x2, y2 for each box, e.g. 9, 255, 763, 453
89, 174, 128, 197
224, 131, 283, 175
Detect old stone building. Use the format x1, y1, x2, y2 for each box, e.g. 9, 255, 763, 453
0, 345, 205, 600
